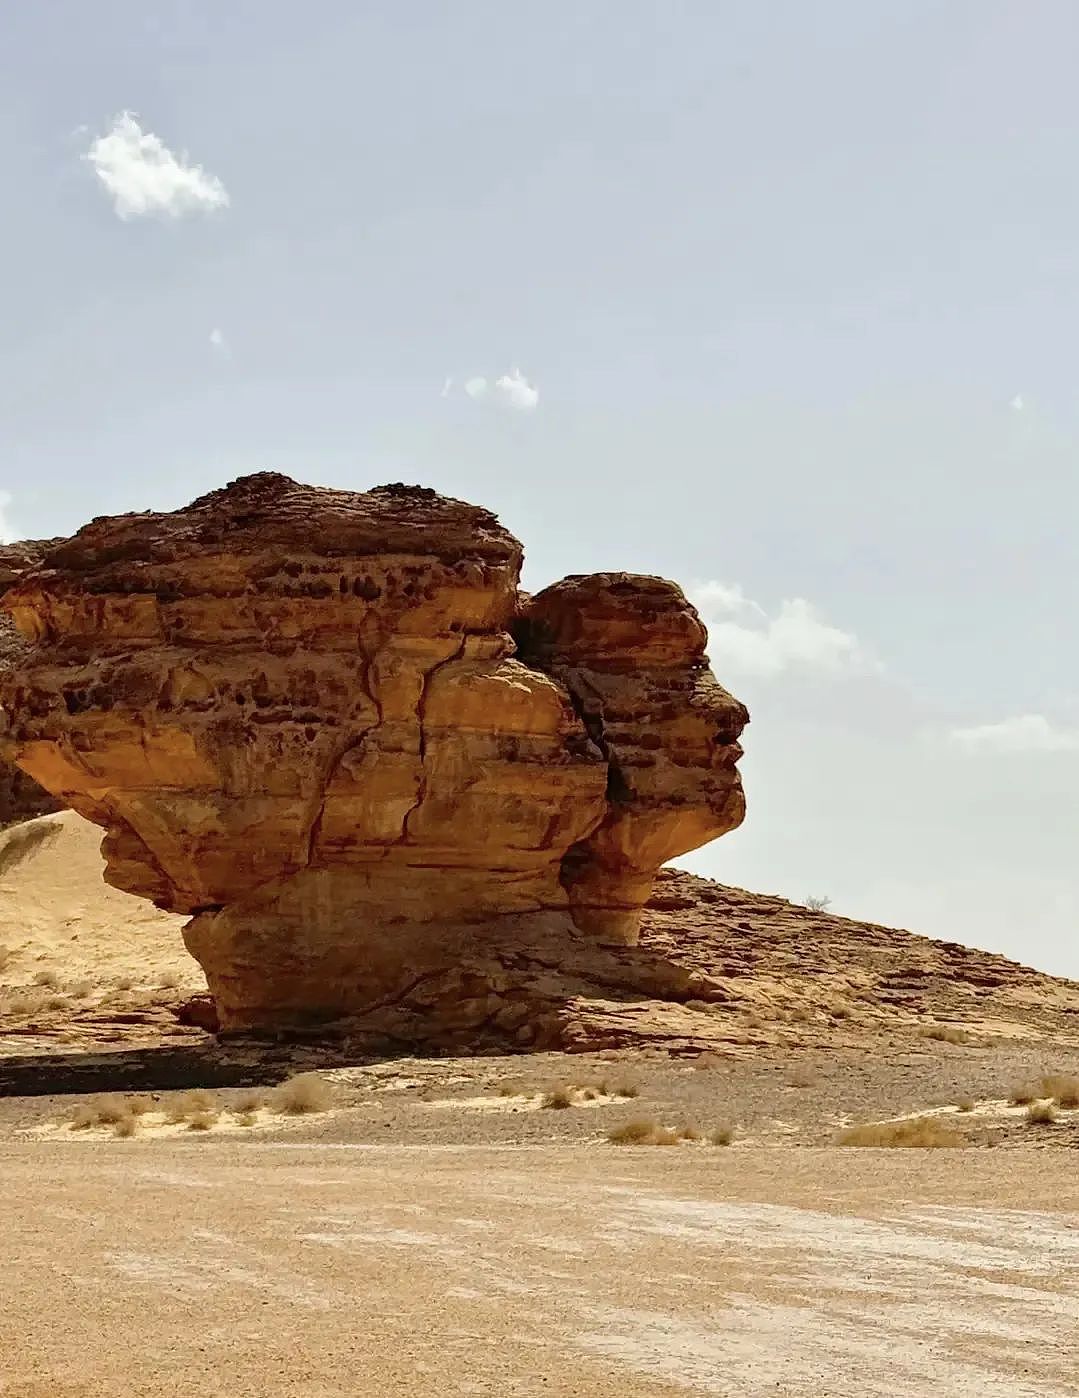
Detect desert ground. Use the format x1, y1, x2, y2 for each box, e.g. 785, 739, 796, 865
3, 813, 1079, 1395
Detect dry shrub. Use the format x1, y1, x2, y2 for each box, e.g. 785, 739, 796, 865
1010, 1083, 1038, 1105
186, 1110, 218, 1132
115, 976, 134, 992
44, 994, 67, 1011
709, 1124, 735, 1146
165, 1089, 216, 1124
678, 1125, 702, 1142
541, 1087, 574, 1110
232, 1089, 266, 1114
1026, 1100, 1057, 1126
608, 1118, 680, 1146
70, 979, 93, 998
838, 1116, 964, 1148
70, 1103, 98, 1131
32, 969, 60, 989
787, 1068, 818, 1089
113, 1115, 139, 1139
127, 1097, 152, 1117
271, 1072, 334, 1115
920, 1025, 970, 1045
92, 1094, 132, 1126
158, 970, 181, 990
1039, 1075, 1079, 1109
234, 1109, 259, 1128
496, 1083, 520, 1097
613, 1082, 639, 1099
955, 1098, 976, 1113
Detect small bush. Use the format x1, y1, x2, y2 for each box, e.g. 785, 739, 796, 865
608, 1118, 681, 1146
113, 1115, 139, 1139
159, 971, 181, 990
127, 1097, 152, 1117
271, 1072, 334, 1116
838, 1116, 963, 1148
1026, 1100, 1057, 1126
541, 1087, 574, 1110
920, 1025, 970, 1045
678, 1125, 702, 1141
165, 1089, 216, 1124
70, 979, 93, 998
186, 1110, 218, 1132
70, 1103, 98, 1131
1039, 1074, 1079, 1109
955, 1098, 975, 1113
709, 1124, 735, 1146
115, 976, 134, 992
232, 1089, 266, 1114
805, 895, 832, 913
612, 1082, 640, 1099
234, 1110, 259, 1128
1009, 1084, 1039, 1105
92, 1094, 131, 1126
32, 969, 59, 989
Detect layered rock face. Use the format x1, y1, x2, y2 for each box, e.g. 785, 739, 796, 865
0, 541, 65, 827
0, 473, 747, 1030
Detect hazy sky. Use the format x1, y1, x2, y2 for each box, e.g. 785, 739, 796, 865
3, 2, 1077, 973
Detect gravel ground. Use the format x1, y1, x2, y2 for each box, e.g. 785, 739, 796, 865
3, 1140, 1078, 1397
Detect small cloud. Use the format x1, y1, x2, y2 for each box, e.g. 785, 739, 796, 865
1010, 393, 1024, 411
84, 111, 229, 220
494, 367, 539, 413
0, 491, 13, 544
208, 326, 230, 358
949, 713, 1079, 754
688, 581, 871, 679
455, 369, 539, 411
440, 376, 453, 398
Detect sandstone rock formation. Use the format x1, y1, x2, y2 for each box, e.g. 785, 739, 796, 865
0, 473, 747, 1031
0, 541, 64, 827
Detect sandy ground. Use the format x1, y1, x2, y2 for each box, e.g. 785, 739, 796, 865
2, 1141, 1078, 1397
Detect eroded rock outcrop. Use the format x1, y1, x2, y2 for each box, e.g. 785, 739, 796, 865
0, 541, 65, 827
0, 473, 747, 1031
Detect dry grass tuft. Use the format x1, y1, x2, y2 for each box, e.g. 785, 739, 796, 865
234, 1109, 259, 1128
32, 969, 60, 989
158, 970, 181, 990
112, 1115, 140, 1139
541, 1087, 574, 1110
838, 1115, 964, 1148
232, 1089, 266, 1114
920, 1025, 970, 1045
69, 1094, 146, 1132
607, 1118, 681, 1146
709, 1124, 736, 1146
69, 979, 93, 998
955, 1098, 976, 1113
114, 976, 134, 992
271, 1072, 334, 1116
612, 1082, 639, 1099
1039, 1074, 1079, 1109
186, 1110, 218, 1132
165, 1089, 217, 1124
91, 1094, 132, 1126
1009, 1083, 1039, 1106
1026, 1100, 1057, 1125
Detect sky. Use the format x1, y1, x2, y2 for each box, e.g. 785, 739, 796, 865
2, 1, 1077, 973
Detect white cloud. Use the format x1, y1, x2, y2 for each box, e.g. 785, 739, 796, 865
1010, 393, 1024, 411
440, 376, 453, 398
457, 368, 539, 412
949, 713, 1079, 754
208, 327, 230, 358
85, 111, 229, 220
0, 492, 13, 545
494, 368, 539, 412
689, 580, 869, 678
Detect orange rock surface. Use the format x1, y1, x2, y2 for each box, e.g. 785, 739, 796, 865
0, 473, 747, 1028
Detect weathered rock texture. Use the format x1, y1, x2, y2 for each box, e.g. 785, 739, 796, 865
0, 473, 747, 1031
0, 542, 65, 827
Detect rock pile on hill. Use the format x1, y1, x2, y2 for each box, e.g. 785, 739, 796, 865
0, 473, 747, 1032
